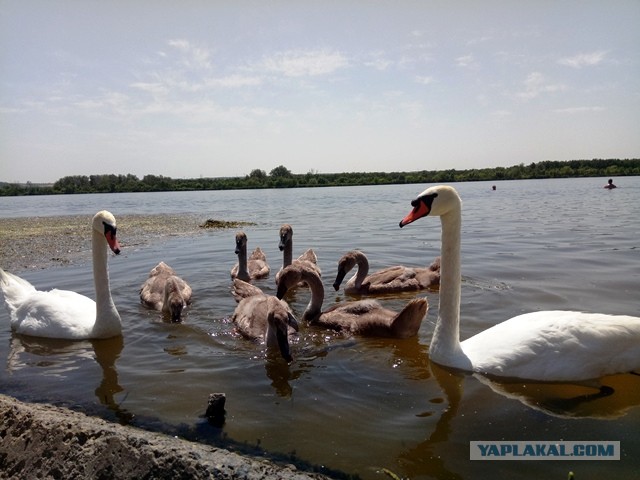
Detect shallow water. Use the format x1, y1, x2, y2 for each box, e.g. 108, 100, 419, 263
1, 178, 639, 479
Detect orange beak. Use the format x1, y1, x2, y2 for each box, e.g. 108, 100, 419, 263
105, 230, 121, 254
399, 200, 430, 228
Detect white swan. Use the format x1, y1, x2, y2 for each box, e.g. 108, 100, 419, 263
399, 185, 640, 382
333, 249, 440, 295
140, 262, 192, 322
275, 223, 321, 285
230, 231, 270, 282
0, 210, 122, 340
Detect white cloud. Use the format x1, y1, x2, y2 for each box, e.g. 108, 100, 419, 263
262, 49, 348, 77
415, 75, 435, 85
130, 82, 170, 96
516, 72, 566, 100
456, 54, 476, 68
558, 50, 607, 68
467, 35, 492, 46
363, 51, 393, 71
205, 75, 262, 88
554, 106, 605, 114
364, 57, 393, 70
167, 38, 212, 70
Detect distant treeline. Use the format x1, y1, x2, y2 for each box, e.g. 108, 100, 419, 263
1, 158, 639, 196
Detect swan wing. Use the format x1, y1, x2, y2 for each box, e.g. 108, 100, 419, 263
140, 275, 167, 309
388, 298, 428, 338
0, 269, 38, 315
462, 311, 640, 381
319, 299, 426, 338
232, 295, 269, 340
248, 259, 270, 279
175, 277, 193, 304
249, 247, 267, 262
364, 266, 420, 293
231, 278, 264, 302
12, 289, 96, 339
149, 262, 176, 277
298, 248, 318, 266
230, 264, 239, 279
355, 264, 438, 294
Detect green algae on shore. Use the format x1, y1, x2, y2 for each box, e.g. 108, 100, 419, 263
0, 214, 252, 272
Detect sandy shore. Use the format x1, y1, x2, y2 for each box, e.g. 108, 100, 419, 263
0, 214, 250, 272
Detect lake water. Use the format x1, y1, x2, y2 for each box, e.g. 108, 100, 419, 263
1, 178, 639, 479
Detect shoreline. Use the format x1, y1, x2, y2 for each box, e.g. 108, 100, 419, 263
0, 213, 248, 273
0, 394, 333, 479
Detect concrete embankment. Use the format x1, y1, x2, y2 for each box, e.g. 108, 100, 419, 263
0, 394, 333, 480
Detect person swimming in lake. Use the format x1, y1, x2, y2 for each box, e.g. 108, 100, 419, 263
604, 178, 617, 189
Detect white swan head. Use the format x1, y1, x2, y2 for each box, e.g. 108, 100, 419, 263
399, 185, 462, 227
93, 210, 121, 254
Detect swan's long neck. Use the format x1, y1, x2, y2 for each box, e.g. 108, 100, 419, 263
237, 244, 249, 278
301, 271, 324, 322
351, 252, 369, 288
92, 230, 120, 335
430, 208, 464, 362
282, 239, 293, 267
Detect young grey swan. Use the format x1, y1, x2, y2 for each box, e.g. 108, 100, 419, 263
275, 223, 321, 285
140, 262, 192, 322
231, 278, 299, 363
333, 250, 440, 296
277, 264, 427, 338
230, 231, 270, 282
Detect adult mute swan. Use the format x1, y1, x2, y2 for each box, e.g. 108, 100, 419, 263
231, 279, 299, 363
275, 224, 321, 285
230, 231, 270, 282
333, 249, 440, 295
140, 262, 192, 322
277, 264, 428, 338
0, 210, 122, 340
399, 185, 640, 383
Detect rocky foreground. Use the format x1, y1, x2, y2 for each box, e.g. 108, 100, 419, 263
0, 394, 333, 479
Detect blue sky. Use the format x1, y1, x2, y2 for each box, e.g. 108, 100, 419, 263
1, 1, 639, 183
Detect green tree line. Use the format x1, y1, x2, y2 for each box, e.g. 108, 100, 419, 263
1, 158, 639, 196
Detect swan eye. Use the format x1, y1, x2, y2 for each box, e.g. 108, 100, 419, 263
103, 222, 117, 236
411, 192, 437, 208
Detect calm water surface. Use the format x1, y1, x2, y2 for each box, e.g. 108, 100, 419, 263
1, 178, 639, 479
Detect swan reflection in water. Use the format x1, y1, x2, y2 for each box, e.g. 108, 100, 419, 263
472, 371, 640, 420
6, 333, 132, 424
396, 359, 640, 480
